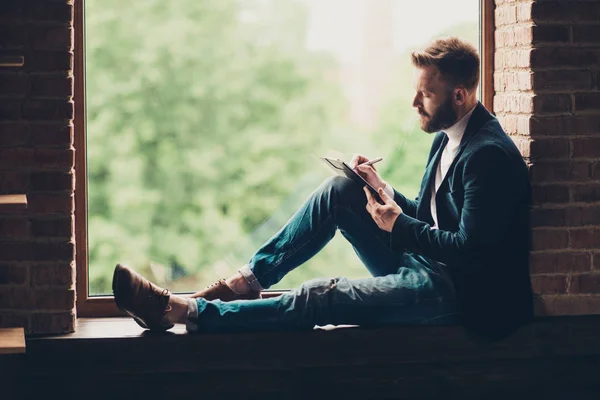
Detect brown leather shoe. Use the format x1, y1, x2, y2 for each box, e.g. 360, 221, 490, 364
112, 264, 174, 331
190, 279, 261, 301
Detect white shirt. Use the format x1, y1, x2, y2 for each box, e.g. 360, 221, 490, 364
383, 105, 476, 229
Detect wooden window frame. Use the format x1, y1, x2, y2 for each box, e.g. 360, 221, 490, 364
74, 0, 496, 317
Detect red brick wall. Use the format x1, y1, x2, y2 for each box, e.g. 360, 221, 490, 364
495, 0, 600, 315
0, 1, 76, 334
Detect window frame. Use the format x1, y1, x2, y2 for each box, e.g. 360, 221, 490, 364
74, 0, 496, 317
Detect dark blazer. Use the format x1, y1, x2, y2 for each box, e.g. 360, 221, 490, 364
391, 102, 533, 340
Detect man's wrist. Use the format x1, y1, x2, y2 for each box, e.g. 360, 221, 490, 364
383, 182, 394, 199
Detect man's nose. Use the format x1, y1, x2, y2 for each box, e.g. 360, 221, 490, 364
412, 95, 420, 108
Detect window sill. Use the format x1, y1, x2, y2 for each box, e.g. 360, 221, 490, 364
5, 316, 600, 399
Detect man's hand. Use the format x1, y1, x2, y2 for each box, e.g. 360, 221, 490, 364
349, 154, 386, 191
364, 186, 402, 232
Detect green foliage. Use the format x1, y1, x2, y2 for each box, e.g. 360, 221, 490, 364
85, 0, 478, 294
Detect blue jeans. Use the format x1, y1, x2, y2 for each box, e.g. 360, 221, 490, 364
187, 176, 458, 333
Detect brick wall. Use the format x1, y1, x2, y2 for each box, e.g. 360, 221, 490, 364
495, 0, 600, 315
0, 1, 76, 334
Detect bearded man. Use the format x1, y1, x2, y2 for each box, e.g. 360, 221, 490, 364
113, 37, 533, 340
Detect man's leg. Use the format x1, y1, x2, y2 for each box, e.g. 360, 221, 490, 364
182, 253, 458, 333
224, 175, 404, 295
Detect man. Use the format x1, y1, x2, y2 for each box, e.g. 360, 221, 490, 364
113, 37, 533, 340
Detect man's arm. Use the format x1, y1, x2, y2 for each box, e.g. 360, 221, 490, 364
390, 145, 525, 269
390, 186, 418, 218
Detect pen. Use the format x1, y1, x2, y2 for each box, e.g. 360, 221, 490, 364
360, 157, 383, 167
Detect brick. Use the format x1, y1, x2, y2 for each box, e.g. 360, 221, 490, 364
26, 50, 72, 73
0, 241, 74, 262
31, 217, 72, 238
0, 218, 30, 238
530, 251, 591, 274
570, 228, 600, 249
0, 24, 27, 48
30, 122, 73, 148
573, 25, 600, 44
0, 148, 74, 170
0, 148, 35, 169
533, 70, 594, 91
533, 25, 570, 44
28, 193, 73, 214
0, 313, 29, 330
572, 138, 600, 158
495, 49, 532, 69
0, 172, 29, 193
30, 311, 75, 334
532, 184, 570, 204
572, 184, 600, 202
568, 2, 600, 22
0, 123, 30, 147
0, 287, 34, 309
34, 288, 75, 309
570, 273, 600, 294
0, 264, 28, 285
495, 25, 533, 48
530, 115, 600, 136
530, 138, 570, 159
531, 207, 566, 227
30, 171, 74, 192
30, 262, 73, 287
532, 228, 569, 250
29, 26, 73, 50
25, 2, 73, 24
494, 93, 533, 114
0, 100, 22, 121
529, 2, 571, 22
497, 115, 530, 135
535, 295, 600, 316
529, 161, 590, 183
22, 99, 73, 120
33, 148, 75, 169
494, 71, 533, 92
532, 94, 572, 114
531, 48, 600, 69
592, 162, 600, 180
566, 206, 600, 226
594, 252, 600, 270
495, 4, 518, 26
0, 73, 29, 97
531, 274, 568, 294
574, 93, 600, 112
30, 74, 73, 99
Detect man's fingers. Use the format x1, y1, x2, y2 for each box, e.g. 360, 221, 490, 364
378, 187, 391, 204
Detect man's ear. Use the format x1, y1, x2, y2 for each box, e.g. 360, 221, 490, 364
454, 87, 467, 106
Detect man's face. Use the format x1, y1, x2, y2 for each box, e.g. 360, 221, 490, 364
412, 65, 457, 133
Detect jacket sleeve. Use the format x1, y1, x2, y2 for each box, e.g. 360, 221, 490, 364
390, 145, 524, 269
393, 189, 418, 218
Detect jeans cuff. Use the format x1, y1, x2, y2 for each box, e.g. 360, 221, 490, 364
238, 264, 265, 292
185, 297, 199, 333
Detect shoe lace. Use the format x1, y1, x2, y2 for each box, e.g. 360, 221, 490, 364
146, 284, 172, 314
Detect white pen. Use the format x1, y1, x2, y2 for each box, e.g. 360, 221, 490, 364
360, 157, 383, 167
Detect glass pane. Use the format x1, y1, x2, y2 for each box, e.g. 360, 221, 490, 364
85, 0, 480, 295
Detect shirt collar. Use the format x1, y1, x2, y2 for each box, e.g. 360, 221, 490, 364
443, 104, 477, 146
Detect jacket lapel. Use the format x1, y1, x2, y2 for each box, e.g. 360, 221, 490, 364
418, 135, 447, 224
435, 102, 494, 193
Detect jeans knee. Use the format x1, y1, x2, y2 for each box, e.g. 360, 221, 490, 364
320, 176, 363, 205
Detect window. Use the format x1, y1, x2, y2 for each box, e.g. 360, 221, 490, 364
75, 0, 495, 316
